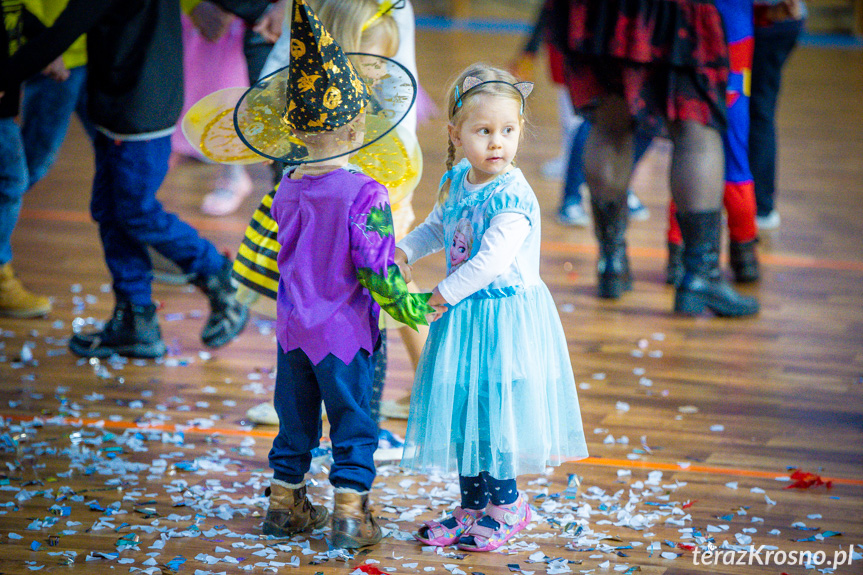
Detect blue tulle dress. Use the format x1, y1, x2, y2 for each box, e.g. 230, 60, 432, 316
399, 159, 588, 479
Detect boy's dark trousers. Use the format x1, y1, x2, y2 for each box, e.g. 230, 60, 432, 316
269, 344, 378, 492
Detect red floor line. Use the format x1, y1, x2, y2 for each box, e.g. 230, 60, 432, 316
20, 208, 863, 273
4, 413, 861, 487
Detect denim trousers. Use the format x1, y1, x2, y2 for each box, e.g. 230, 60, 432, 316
22, 66, 95, 189
0, 118, 28, 265
91, 132, 225, 305
270, 344, 378, 492
750, 19, 803, 216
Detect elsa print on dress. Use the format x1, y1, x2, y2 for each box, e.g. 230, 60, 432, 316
449, 218, 474, 273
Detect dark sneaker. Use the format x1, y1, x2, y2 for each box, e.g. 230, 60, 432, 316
193, 259, 249, 348
69, 301, 166, 358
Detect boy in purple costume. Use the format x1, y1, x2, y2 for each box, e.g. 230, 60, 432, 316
258, 0, 432, 549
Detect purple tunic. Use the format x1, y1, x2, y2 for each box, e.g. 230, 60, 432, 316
270, 168, 393, 365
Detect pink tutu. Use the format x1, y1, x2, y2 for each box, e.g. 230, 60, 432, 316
172, 14, 250, 160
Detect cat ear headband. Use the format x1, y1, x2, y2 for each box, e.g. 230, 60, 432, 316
453, 76, 535, 115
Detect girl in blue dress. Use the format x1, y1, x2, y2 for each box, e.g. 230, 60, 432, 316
395, 63, 589, 552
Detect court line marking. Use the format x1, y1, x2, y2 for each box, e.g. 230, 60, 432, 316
3, 413, 861, 486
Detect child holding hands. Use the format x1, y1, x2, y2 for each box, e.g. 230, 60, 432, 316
248, 0, 431, 548
396, 63, 589, 552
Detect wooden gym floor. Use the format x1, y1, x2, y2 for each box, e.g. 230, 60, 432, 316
1, 25, 861, 575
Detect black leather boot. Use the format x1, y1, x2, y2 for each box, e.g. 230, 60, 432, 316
675, 211, 759, 317
69, 300, 166, 358
590, 196, 632, 299
193, 258, 249, 348
666, 241, 684, 286
729, 239, 760, 283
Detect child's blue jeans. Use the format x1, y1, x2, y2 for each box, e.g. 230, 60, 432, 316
270, 344, 378, 492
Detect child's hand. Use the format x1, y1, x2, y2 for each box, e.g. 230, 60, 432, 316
190, 1, 232, 42
426, 288, 448, 322
395, 248, 412, 283
43, 56, 69, 82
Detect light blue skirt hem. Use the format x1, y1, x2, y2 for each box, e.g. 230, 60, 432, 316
400, 283, 589, 479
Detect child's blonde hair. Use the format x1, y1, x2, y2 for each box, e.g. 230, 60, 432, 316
440, 62, 528, 203
311, 0, 400, 57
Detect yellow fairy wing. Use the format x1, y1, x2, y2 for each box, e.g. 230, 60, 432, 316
352, 119, 422, 205
182, 87, 266, 165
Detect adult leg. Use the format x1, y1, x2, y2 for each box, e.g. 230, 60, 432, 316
557, 118, 590, 227
583, 96, 634, 298
749, 19, 803, 221
541, 88, 582, 180
0, 118, 51, 317
21, 67, 90, 189
68, 134, 168, 358
96, 135, 247, 347
668, 120, 758, 316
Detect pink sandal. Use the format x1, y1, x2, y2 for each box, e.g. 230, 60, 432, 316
414, 506, 483, 547
456, 494, 531, 552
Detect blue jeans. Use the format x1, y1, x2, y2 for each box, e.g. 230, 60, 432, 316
750, 19, 803, 216
270, 344, 378, 492
22, 66, 96, 189
91, 132, 225, 305
561, 119, 652, 208
0, 118, 28, 266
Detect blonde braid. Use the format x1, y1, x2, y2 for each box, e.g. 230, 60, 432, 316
438, 138, 457, 204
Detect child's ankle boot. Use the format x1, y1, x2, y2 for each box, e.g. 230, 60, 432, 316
331, 489, 382, 548
263, 480, 328, 537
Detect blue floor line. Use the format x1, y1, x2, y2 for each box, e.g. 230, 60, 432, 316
416, 16, 863, 50
799, 32, 863, 49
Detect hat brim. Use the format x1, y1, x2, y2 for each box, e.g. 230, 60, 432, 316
234, 53, 417, 165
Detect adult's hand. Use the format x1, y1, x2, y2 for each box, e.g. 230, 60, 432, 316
252, 0, 286, 43
190, 1, 232, 42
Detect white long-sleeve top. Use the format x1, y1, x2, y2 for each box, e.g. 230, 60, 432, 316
398, 206, 531, 306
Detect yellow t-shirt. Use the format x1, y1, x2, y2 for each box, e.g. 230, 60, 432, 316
22, 0, 86, 69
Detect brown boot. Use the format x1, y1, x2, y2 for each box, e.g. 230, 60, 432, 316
262, 480, 328, 537
331, 489, 382, 548
0, 263, 51, 318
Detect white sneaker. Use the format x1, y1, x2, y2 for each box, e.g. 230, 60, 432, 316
540, 156, 567, 181
627, 191, 650, 221
246, 402, 279, 425
756, 210, 781, 230
557, 202, 590, 227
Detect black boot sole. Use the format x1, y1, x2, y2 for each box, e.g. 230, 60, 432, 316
732, 267, 760, 283
598, 274, 633, 299
330, 526, 382, 549
202, 306, 249, 348
68, 339, 167, 359
674, 288, 759, 317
